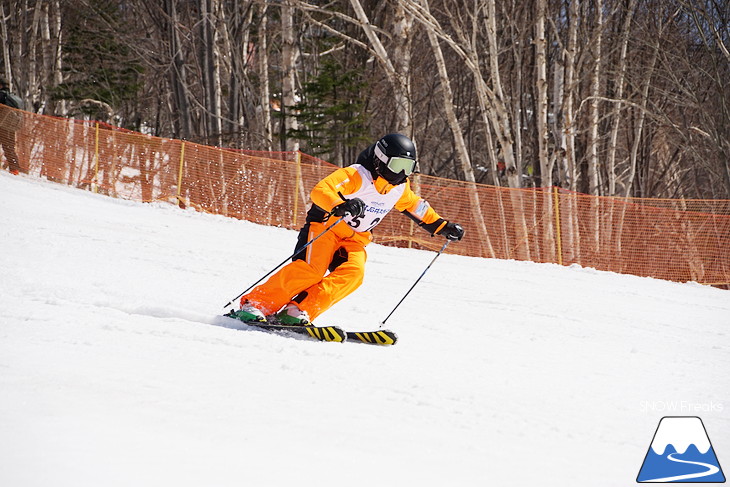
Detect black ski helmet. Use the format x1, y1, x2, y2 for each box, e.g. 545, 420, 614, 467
374, 133, 417, 185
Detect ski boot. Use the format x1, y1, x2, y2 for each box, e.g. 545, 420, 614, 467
275, 303, 311, 326
227, 303, 266, 323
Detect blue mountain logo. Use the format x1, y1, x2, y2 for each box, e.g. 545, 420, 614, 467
637, 416, 725, 483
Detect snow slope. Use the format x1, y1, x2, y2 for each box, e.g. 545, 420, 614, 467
1, 172, 728, 486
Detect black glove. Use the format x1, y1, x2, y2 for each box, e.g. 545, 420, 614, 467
438, 222, 464, 241
332, 197, 366, 218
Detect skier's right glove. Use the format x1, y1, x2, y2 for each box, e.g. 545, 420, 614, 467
438, 222, 465, 241
332, 197, 366, 219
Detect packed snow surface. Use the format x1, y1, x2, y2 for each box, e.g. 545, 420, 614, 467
1, 172, 728, 486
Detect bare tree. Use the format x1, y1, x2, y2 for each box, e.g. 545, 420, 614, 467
561, 0, 581, 192
281, 0, 300, 152
0, 2, 12, 85
258, 3, 273, 150
535, 0, 550, 188
348, 0, 413, 134
164, 0, 193, 139
605, 0, 638, 196
2, 0, 729, 200
586, 0, 604, 196
417, 0, 494, 256
198, 0, 223, 146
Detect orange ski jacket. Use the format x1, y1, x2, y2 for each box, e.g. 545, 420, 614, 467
307, 164, 447, 247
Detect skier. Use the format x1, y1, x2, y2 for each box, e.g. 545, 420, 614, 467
230, 134, 464, 326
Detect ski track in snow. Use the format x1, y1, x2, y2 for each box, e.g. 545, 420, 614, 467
1, 172, 729, 486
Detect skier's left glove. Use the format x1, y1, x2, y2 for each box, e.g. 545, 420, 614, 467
332, 197, 366, 219
438, 222, 464, 241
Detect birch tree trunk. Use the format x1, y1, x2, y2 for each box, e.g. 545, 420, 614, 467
625, 37, 659, 197
563, 0, 580, 193
211, 2, 223, 146
281, 0, 299, 152
219, 4, 237, 143
51, 0, 64, 115
606, 0, 637, 196
28, 0, 43, 106
0, 3, 12, 85
535, 0, 555, 260
484, 0, 519, 189
552, 49, 564, 186
165, 0, 192, 139
586, 0, 604, 258
40, 1, 52, 113
535, 0, 550, 188
484, 0, 529, 258
400, 0, 527, 256
419, 0, 493, 257
391, 2, 414, 135
258, 4, 273, 150
198, 0, 222, 146
512, 41, 524, 186
587, 0, 603, 196
15, 0, 25, 92
560, 0, 581, 263
348, 0, 411, 134
35, 0, 63, 114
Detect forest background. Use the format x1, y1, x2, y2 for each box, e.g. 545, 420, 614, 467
1, 0, 728, 199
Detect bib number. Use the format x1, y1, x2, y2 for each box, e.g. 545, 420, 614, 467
348, 216, 381, 232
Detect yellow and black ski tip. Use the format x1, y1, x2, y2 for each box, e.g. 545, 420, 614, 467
301, 325, 346, 342
346, 329, 398, 346
252, 322, 346, 343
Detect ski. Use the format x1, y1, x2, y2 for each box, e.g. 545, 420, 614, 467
223, 312, 346, 343
345, 329, 398, 346
252, 321, 346, 342
223, 311, 397, 345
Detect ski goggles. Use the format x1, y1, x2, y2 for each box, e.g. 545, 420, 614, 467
374, 144, 417, 176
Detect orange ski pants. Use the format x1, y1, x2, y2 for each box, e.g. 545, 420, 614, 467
240, 222, 367, 321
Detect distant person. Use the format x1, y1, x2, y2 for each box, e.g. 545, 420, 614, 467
228, 133, 464, 325
0, 78, 24, 175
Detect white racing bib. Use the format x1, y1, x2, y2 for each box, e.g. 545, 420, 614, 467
341, 165, 406, 232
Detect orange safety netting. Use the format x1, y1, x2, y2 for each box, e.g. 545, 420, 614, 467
5, 106, 730, 285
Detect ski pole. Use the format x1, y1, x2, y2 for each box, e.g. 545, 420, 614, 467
222, 216, 345, 309
380, 239, 450, 327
